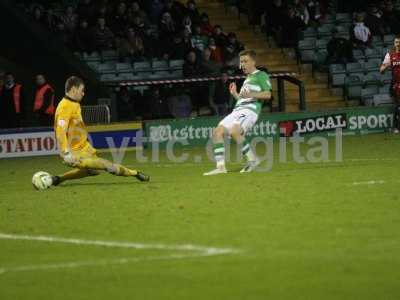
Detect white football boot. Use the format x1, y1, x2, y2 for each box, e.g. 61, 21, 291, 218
203, 166, 227, 176
240, 159, 261, 173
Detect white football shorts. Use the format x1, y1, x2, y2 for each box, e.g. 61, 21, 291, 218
218, 108, 258, 134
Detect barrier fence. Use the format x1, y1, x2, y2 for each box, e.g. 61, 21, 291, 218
102, 71, 306, 113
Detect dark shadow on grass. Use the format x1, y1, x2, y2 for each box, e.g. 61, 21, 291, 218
59, 180, 172, 187
60, 181, 144, 187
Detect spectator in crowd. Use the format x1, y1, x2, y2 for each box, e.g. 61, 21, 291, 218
163, 0, 186, 27
131, 15, 149, 38
208, 37, 224, 64
382, 1, 400, 34
159, 12, 176, 45
60, 5, 78, 35
211, 70, 232, 116
116, 86, 135, 121
245, 0, 266, 26
326, 29, 354, 64
168, 85, 192, 118
182, 27, 194, 51
32, 6, 46, 25
45, 8, 60, 31
337, 0, 365, 13
130, 89, 147, 120
33, 74, 55, 126
191, 25, 208, 52
200, 48, 221, 75
183, 51, 209, 112
200, 13, 213, 36
149, 0, 165, 24
132, 15, 158, 58
162, 33, 187, 60
73, 19, 95, 54
55, 21, 70, 45
182, 15, 193, 33
93, 17, 114, 51
0, 73, 25, 129
185, 0, 200, 25
306, 0, 323, 24
183, 50, 201, 77
223, 32, 244, 67
148, 87, 171, 119
14, 0, 251, 122
294, 0, 310, 25
110, 2, 129, 36
264, 0, 286, 43
279, 6, 305, 48
364, 5, 386, 37
213, 25, 227, 47
128, 1, 148, 22
77, 0, 96, 24
95, 5, 110, 21
116, 27, 146, 62
352, 14, 372, 48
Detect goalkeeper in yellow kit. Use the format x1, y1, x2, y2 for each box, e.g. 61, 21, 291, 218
51, 76, 149, 186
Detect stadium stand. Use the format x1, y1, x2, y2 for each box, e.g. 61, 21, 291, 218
5, 0, 400, 122
9, 0, 250, 119
293, 0, 400, 106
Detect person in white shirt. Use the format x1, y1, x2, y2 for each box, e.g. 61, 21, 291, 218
353, 14, 372, 48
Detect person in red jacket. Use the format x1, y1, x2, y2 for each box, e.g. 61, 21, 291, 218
33, 74, 55, 126
380, 35, 400, 134
0, 72, 25, 129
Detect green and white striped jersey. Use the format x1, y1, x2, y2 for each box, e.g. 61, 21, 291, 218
233, 70, 272, 115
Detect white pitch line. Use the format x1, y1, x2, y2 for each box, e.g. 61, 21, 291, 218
347, 158, 399, 162
0, 233, 236, 255
352, 180, 386, 186
0, 232, 240, 275
0, 253, 210, 275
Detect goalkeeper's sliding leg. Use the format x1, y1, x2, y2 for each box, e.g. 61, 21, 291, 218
52, 155, 149, 186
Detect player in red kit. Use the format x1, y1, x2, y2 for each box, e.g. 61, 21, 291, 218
380, 36, 400, 133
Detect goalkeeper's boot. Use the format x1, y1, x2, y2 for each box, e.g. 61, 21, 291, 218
240, 158, 261, 173
203, 166, 227, 176
135, 171, 150, 182
51, 176, 61, 186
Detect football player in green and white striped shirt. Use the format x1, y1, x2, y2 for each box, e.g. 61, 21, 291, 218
204, 49, 272, 176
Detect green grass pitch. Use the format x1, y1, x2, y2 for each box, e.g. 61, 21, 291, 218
0, 133, 400, 300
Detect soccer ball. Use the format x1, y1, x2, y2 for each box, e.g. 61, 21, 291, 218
32, 171, 53, 190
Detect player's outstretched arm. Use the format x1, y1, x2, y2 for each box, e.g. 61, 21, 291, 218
380, 53, 391, 74
241, 90, 272, 101
380, 63, 390, 74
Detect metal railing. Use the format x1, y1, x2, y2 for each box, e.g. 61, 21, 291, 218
81, 105, 111, 125
102, 71, 307, 113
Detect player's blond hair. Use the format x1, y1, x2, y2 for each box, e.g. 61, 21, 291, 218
239, 49, 257, 61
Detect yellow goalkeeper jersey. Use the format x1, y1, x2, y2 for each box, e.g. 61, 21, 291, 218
54, 96, 95, 155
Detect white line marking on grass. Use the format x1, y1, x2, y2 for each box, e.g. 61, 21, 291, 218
352, 180, 386, 186
347, 158, 399, 162
0, 233, 235, 255
0, 254, 210, 275
0, 233, 240, 274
